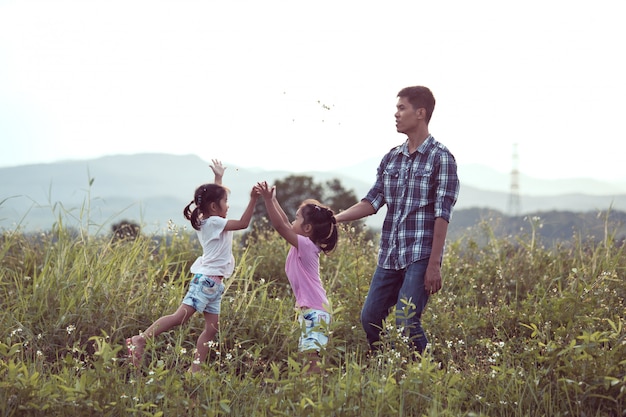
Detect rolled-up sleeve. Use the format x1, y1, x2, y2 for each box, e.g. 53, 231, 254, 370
434, 151, 460, 222
364, 158, 388, 212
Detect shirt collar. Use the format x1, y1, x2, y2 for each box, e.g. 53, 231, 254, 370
400, 135, 434, 156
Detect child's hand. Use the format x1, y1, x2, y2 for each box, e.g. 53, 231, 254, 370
256, 181, 273, 199
251, 184, 261, 198
210, 159, 226, 178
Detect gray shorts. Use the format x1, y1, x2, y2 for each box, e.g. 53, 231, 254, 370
182, 274, 225, 315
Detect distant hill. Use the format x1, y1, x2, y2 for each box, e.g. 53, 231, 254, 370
2, 153, 626, 238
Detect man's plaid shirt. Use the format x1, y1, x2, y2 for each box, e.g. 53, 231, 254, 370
364, 135, 460, 270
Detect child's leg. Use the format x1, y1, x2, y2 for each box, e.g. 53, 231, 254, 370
300, 351, 321, 374
298, 309, 329, 375
144, 304, 196, 338
128, 304, 196, 367
189, 312, 219, 373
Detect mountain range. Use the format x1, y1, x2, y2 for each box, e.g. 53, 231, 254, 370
2, 153, 626, 234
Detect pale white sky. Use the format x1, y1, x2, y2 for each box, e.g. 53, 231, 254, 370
1, 0, 625, 181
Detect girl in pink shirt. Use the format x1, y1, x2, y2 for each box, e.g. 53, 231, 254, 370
257, 181, 338, 373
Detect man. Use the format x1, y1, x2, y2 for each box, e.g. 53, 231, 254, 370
335, 86, 459, 355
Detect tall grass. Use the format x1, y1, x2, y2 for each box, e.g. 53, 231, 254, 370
1, 214, 625, 416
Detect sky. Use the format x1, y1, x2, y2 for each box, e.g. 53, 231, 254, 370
1, 0, 625, 182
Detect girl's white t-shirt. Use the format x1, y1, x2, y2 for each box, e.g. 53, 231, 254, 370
190, 216, 235, 278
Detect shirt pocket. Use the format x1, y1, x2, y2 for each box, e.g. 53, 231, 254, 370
383, 167, 409, 193
411, 168, 435, 208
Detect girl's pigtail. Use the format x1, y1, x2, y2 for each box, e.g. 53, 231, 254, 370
184, 184, 229, 231
184, 200, 202, 230
183, 200, 195, 221
319, 215, 338, 253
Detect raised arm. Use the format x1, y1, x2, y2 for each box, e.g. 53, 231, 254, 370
270, 187, 290, 225
258, 181, 300, 247
224, 186, 259, 231
210, 159, 226, 185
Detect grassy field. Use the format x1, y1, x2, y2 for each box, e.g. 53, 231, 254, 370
1, 215, 625, 416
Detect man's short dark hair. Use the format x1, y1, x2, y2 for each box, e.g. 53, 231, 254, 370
397, 86, 435, 124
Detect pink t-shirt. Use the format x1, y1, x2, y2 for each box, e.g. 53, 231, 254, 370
284, 234, 329, 312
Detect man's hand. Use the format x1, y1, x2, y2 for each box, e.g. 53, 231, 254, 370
424, 263, 442, 295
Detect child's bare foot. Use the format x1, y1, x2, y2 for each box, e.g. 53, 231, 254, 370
126, 335, 146, 368
188, 359, 202, 374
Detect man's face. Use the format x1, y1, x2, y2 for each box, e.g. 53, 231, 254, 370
395, 96, 421, 135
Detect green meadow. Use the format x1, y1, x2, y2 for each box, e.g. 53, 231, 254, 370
1, 215, 625, 416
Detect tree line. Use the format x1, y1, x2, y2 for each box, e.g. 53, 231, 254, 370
109, 176, 625, 248
449, 207, 626, 246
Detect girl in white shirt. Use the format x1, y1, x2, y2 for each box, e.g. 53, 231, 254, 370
127, 161, 258, 372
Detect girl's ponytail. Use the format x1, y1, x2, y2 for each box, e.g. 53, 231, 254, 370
183, 200, 195, 221
183, 184, 228, 231
301, 200, 339, 254
318, 215, 338, 253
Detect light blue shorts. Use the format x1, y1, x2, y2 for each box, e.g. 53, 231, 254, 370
182, 274, 225, 315
298, 309, 331, 352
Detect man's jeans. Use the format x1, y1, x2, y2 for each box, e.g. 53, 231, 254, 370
360, 259, 430, 354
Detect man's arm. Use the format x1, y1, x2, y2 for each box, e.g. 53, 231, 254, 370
424, 217, 449, 294
335, 200, 376, 223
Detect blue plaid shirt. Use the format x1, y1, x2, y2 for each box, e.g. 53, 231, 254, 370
364, 135, 460, 270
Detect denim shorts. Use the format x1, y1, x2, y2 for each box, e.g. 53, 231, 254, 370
298, 309, 331, 352
182, 274, 225, 315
